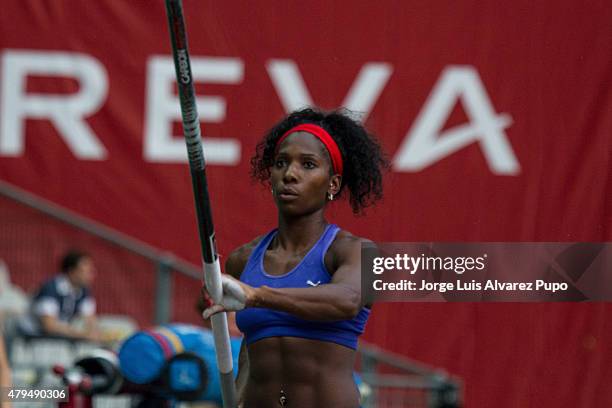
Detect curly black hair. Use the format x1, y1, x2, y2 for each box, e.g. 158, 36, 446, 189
251, 107, 389, 214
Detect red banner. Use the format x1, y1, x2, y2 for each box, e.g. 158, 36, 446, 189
1, 1, 611, 406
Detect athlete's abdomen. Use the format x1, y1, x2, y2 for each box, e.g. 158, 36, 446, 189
244, 336, 360, 408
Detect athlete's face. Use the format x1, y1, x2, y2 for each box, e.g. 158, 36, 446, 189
270, 132, 341, 215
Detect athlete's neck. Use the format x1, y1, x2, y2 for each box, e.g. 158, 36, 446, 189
275, 212, 328, 254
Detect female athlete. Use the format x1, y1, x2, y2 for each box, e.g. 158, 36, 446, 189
202, 107, 387, 407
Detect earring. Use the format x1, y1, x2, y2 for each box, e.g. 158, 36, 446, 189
327, 192, 334, 201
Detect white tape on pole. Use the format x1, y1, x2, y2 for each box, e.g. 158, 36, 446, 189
211, 312, 234, 374
204, 258, 223, 303
203, 257, 234, 373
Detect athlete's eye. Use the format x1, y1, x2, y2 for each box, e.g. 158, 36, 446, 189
274, 159, 286, 168
303, 161, 316, 169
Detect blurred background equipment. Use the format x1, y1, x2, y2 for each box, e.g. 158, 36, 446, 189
117, 324, 241, 404
357, 342, 461, 408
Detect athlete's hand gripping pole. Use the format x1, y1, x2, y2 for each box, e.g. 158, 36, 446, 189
164, 1, 237, 406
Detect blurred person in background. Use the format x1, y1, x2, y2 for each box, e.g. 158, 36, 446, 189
19, 249, 101, 342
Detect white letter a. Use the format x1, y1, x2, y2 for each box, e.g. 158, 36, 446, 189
393, 66, 520, 175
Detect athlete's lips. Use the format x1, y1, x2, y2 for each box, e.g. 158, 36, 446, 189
277, 187, 299, 200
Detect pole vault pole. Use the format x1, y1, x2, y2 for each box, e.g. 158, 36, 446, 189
164, 1, 237, 406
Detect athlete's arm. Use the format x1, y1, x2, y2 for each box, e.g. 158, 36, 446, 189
204, 234, 363, 321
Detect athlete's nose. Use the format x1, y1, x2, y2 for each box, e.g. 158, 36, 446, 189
283, 161, 299, 183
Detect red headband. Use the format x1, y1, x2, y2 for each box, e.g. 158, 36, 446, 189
276, 123, 343, 175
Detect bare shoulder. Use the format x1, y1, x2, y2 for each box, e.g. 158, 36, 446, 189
224, 235, 265, 279
330, 229, 371, 252
326, 228, 371, 270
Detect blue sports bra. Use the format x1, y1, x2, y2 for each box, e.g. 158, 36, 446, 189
235, 224, 370, 350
